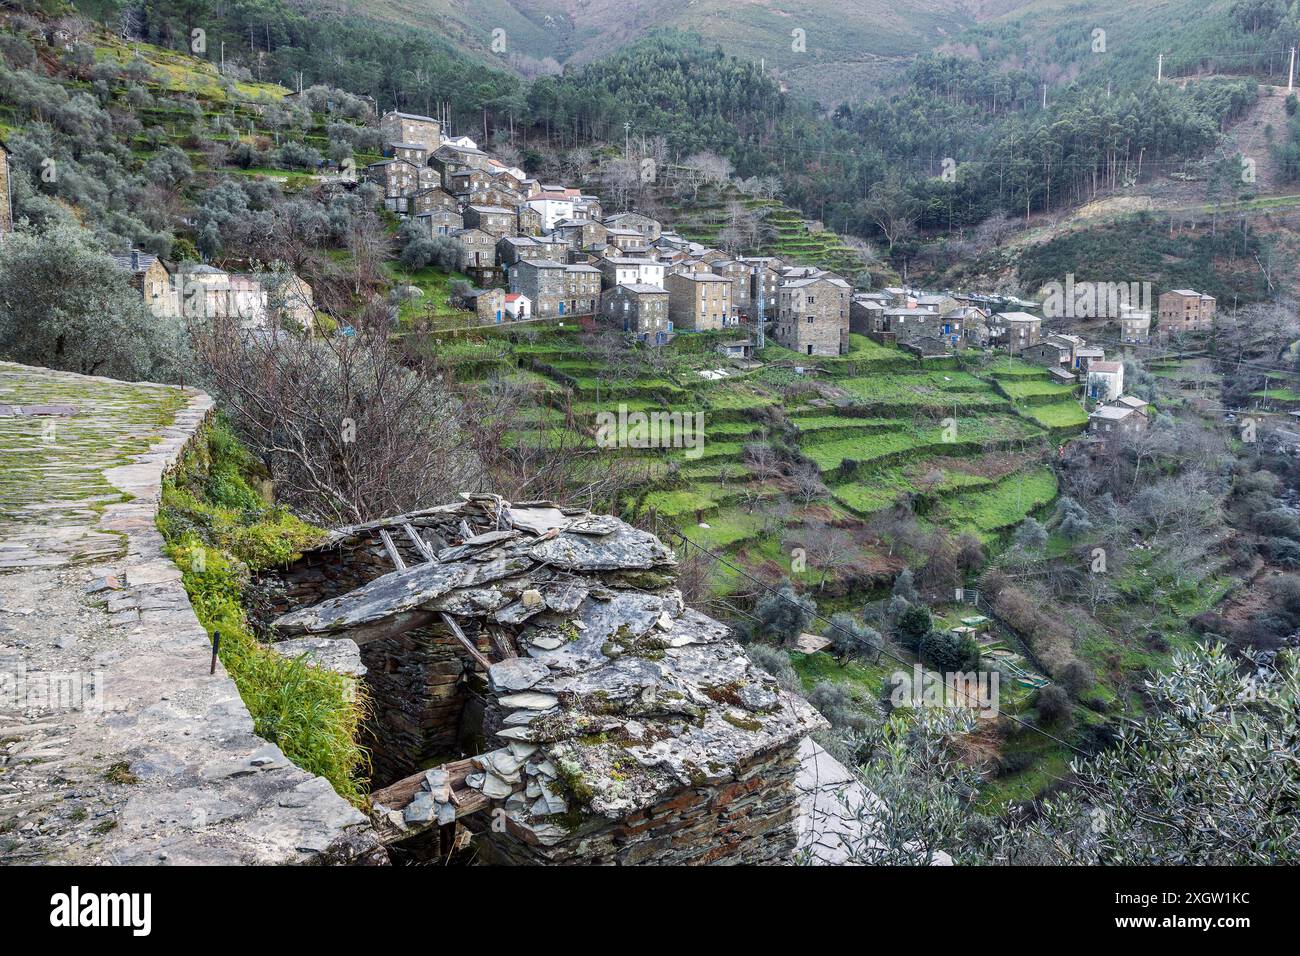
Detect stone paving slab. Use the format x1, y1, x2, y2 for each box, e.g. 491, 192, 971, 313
0, 363, 382, 865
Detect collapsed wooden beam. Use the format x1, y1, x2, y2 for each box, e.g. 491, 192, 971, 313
369, 757, 490, 846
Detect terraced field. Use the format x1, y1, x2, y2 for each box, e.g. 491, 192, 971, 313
438, 324, 1085, 600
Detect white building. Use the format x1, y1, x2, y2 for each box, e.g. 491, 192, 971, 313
1087, 360, 1125, 402
504, 292, 531, 321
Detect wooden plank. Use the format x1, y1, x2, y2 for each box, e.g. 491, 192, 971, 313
378, 528, 407, 571
403, 522, 437, 563
369, 757, 490, 846
439, 612, 493, 670
370, 757, 477, 808
485, 624, 518, 660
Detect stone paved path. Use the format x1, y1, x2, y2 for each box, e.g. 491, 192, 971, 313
0, 363, 380, 865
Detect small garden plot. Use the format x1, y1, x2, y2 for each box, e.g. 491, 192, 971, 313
937, 467, 1058, 539
999, 378, 1077, 402
803, 415, 1041, 474
1022, 400, 1089, 429
636, 486, 724, 519
836, 372, 1006, 410
986, 357, 1056, 379
686, 508, 768, 551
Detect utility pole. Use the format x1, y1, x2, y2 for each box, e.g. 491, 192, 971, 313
1041, 83, 1047, 109
1289, 46, 1296, 93
624, 121, 631, 159
1157, 53, 1163, 85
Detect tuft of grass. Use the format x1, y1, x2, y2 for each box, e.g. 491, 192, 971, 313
158, 419, 370, 803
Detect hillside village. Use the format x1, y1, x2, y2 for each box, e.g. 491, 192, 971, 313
84, 101, 1209, 443
2, 4, 1299, 874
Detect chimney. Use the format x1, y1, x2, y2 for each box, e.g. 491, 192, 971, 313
130, 250, 139, 271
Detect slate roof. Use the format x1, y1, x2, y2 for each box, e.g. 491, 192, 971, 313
272, 495, 824, 825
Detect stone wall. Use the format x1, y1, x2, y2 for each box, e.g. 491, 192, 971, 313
359, 624, 491, 787
0, 363, 381, 864
466, 745, 803, 865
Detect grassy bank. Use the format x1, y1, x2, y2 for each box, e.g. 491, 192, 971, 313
157, 419, 371, 803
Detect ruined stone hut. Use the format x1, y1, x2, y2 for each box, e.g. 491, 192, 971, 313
261, 495, 827, 865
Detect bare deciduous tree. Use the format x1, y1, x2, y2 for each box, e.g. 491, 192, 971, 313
189, 316, 482, 526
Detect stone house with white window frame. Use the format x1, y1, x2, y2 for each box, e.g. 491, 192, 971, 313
776, 273, 851, 356
510, 259, 567, 318
1158, 289, 1215, 333
453, 227, 496, 271
665, 272, 732, 331
603, 211, 662, 242
563, 264, 602, 316
411, 186, 459, 216
602, 283, 672, 344
989, 311, 1042, 353
415, 207, 464, 238
379, 111, 441, 152
463, 205, 517, 239
463, 287, 506, 325
711, 259, 753, 316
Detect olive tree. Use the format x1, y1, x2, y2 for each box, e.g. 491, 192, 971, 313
0, 224, 185, 381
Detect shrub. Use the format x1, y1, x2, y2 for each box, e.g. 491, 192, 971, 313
895, 603, 932, 651
827, 612, 882, 662
1034, 684, 1072, 725
808, 681, 874, 731
746, 644, 800, 691
919, 629, 980, 672
753, 583, 816, 646
0, 223, 187, 381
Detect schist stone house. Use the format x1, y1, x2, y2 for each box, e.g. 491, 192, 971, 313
412, 186, 459, 216
379, 110, 441, 152
1089, 397, 1149, 440
454, 228, 497, 271
776, 272, 850, 356
603, 211, 661, 241
510, 259, 566, 317
739, 256, 783, 317
462, 287, 506, 324
563, 263, 602, 317
463, 205, 517, 239
988, 311, 1042, 353
849, 293, 888, 335
368, 158, 438, 214
666, 272, 733, 331
710, 259, 753, 314
1158, 289, 1216, 333
416, 207, 463, 238
602, 283, 672, 345
111, 250, 176, 318
261, 496, 826, 865
552, 219, 608, 250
